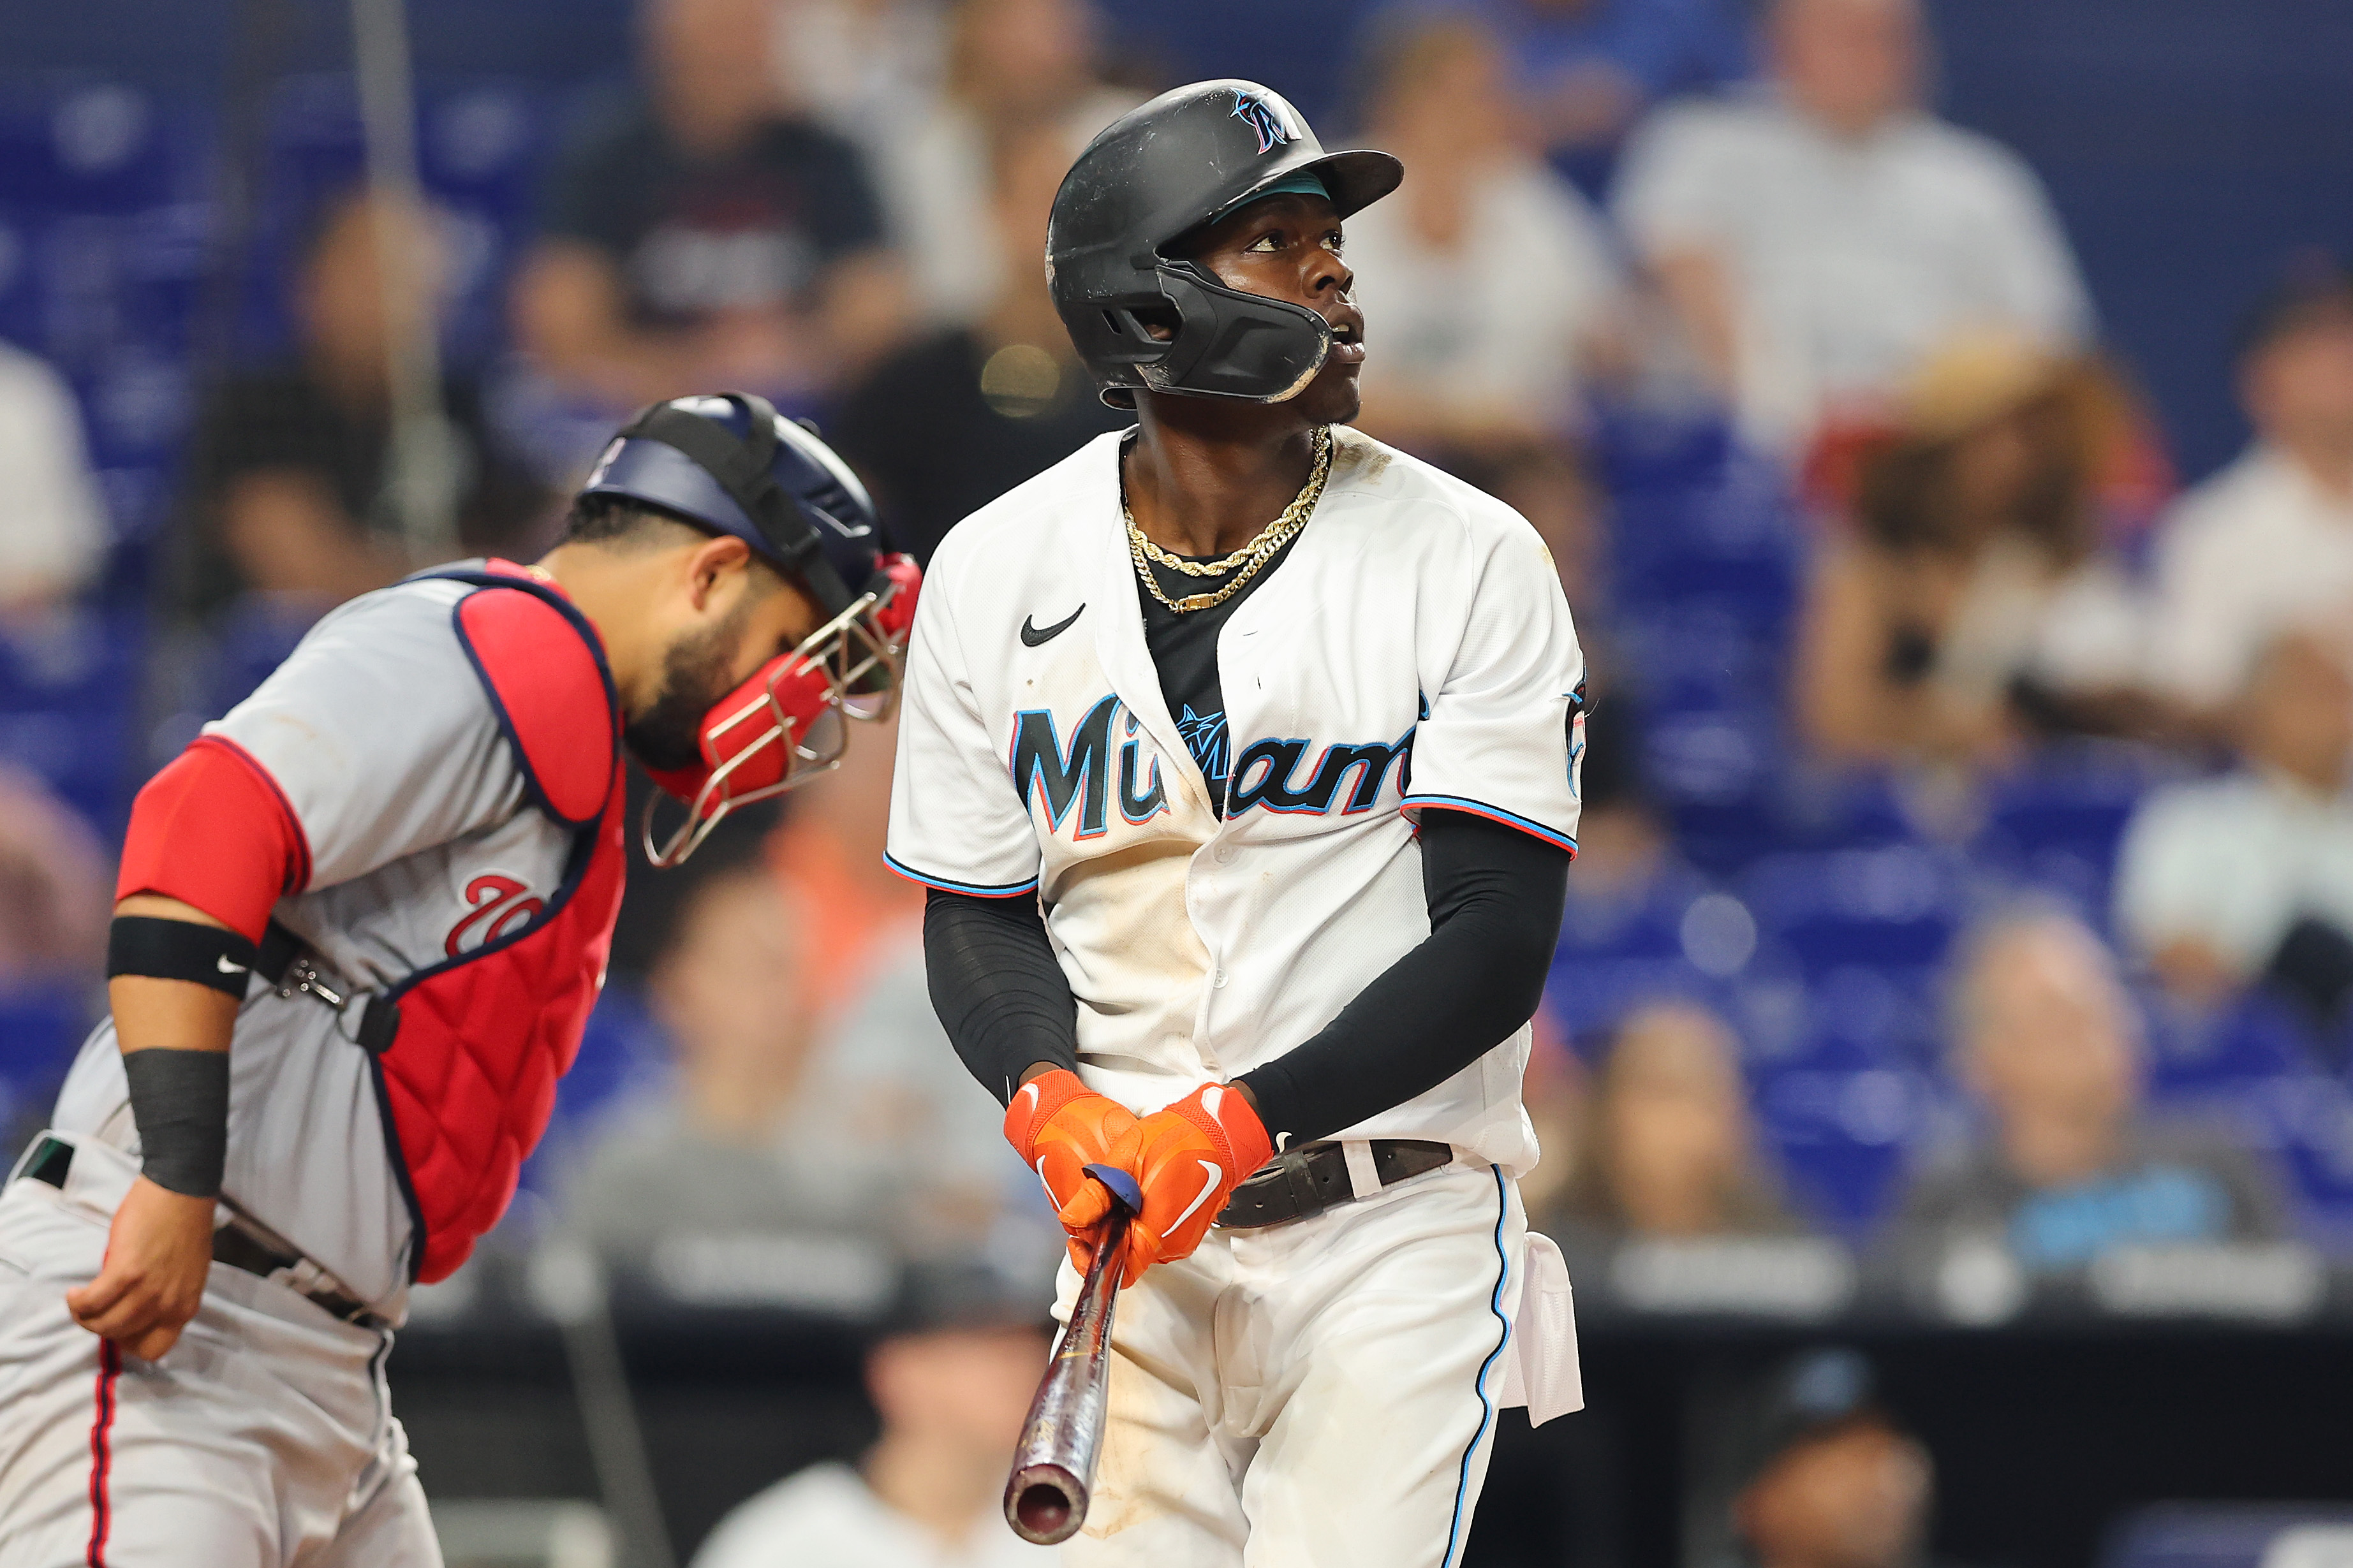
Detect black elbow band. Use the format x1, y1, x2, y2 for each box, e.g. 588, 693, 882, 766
108, 916, 258, 999
122, 1048, 230, 1199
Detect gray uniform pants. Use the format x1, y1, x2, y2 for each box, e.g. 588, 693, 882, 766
0, 1146, 440, 1567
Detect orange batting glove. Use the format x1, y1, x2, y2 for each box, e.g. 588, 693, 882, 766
1005, 1068, 1139, 1270
1098, 1082, 1274, 1287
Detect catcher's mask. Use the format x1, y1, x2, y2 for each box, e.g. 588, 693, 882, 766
575, 393, 923, 867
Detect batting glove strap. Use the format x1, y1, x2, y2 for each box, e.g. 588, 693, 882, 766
1002, 1067, 1095, 1162
1168, 1083, 1274, 1188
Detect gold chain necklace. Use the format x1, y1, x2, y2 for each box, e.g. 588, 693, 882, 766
1125, 427, 1332, 615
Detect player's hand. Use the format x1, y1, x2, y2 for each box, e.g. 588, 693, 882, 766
65, 1177, 216, 1360
1005, 1068, 1140, 1270
1101, 1083, 1272, 1287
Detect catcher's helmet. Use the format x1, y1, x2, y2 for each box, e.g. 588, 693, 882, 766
581, 392, 886, 620
1047, 80, 1402, 407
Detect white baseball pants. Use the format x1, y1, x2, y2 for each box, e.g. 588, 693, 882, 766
1054, 1161, 1528, 1568
0, 1145, 440, 1567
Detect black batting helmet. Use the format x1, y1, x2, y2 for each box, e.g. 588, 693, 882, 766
1046, 79, 1402, 407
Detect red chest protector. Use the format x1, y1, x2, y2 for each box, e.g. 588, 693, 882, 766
365, 566, 628, 1283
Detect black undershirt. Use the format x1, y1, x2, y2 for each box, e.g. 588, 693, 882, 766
1134, 528, 1300, 816
924, 481, 1569, 1141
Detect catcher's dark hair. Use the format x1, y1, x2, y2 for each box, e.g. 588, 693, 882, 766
559, 492, 704, 548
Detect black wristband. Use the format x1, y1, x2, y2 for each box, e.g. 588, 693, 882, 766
108, 916, 258, 1000
121, 1048, 230, 1199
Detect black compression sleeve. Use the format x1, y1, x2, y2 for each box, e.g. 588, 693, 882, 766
922, 888, 1081, 1106
1235, 810, 1569, 1147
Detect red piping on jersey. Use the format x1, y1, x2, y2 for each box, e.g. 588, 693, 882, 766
115, 734, 313, 942
85, 1338, 119, 1567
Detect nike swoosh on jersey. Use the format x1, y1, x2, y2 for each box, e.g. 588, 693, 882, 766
1020, 604, 1086, 647
216, 955, 248, 975
1169, 1158, 1225, 1233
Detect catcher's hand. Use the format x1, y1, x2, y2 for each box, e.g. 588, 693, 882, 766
1005, 1068, 1139, 1270
1070, 1082, 1273, 1287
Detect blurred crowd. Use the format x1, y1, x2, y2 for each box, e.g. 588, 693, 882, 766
5, 0, 2353, 1558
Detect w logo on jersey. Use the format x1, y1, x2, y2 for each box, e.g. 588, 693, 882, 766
1230, 91, 1294, 154
445, 872, 547, 956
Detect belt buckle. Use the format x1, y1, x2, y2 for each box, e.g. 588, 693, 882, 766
276, 953, 347, 1009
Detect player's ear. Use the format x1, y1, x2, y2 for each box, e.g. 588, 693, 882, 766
682, 534, 755, 615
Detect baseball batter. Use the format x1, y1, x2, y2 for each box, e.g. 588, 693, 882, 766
0, 398, 917, 1567
887, 82, 1584, 1567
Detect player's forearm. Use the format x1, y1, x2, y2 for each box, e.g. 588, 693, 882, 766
108, 896, 240, 1198
922, 888, 1082, 1105
1235, 811, 1568, 1148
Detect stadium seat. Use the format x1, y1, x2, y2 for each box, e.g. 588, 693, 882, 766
2100, 1504, 2353, 1568
0, 607, 145, 832
0, 984, 95, 1136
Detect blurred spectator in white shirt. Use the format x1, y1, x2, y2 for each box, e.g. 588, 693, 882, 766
853, 0, 1138, 328
513, 0, 910, 411
1891, 909, 2283, 1273
693, 1258, 1054, 1568
1793, 331, 2146, 772
1343, 11, 1628, 455
1613, 0, 2091, 453
0, 343, 108, 615
2116, 629, 2353, 1029
2144, 265, 2353, 721
774, 0, 947, 141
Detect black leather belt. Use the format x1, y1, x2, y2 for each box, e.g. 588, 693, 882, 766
1216, 1138, 1455, 1230
17, 1135, 388, 1331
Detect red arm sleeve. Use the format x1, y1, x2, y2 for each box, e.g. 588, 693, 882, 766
116, 736, 313, 942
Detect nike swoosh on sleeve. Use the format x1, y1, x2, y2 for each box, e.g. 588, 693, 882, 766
216, 955, 247, 975
1169, 1159, 1225, 1232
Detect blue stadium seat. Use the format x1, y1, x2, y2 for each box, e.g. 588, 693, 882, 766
517, 982, 672, 1200
1975, 744, 2193, 915
1741, 844, 1976, 991
1751, 1031, 1944, 1233
2101, 1504, 2353, 1568
0, 82, 213, 578
0, 984, 96, 1134
0, 608, 145, 832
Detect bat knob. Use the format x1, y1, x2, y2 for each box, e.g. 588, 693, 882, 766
1081, 1162, 1143, 1215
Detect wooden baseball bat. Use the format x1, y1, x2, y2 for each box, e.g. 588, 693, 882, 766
1004, 1164, 1140, 1546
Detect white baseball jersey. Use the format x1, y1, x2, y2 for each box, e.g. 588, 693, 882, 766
885, 427, 1584, 1172
50, 570, 573, 1315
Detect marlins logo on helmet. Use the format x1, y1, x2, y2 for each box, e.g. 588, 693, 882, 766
1230, 89, 1294, 154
